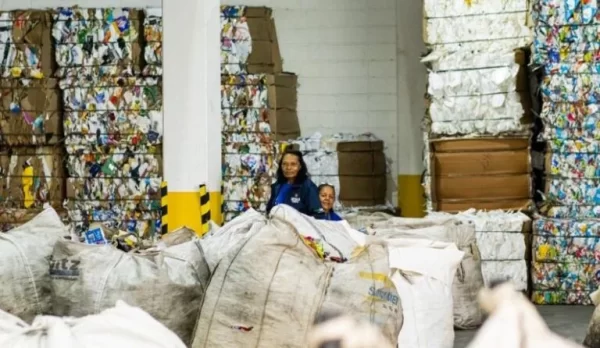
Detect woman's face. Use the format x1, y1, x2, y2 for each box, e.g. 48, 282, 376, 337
319, 186, 335, 212
281, 154, 301, 181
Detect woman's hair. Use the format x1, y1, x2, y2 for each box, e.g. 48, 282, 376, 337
318, 184, 336, 195
276, 150, 309, 184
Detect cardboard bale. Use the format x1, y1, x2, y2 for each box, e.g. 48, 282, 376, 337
244, 7, 282, 74
0, 146, 65, 209
335, 140, 387, 207
221, 73, 299, 140
428, 137, 532, 212
0, 78, 61, 145
0, 10, 54, 79
52, 8, 142, 78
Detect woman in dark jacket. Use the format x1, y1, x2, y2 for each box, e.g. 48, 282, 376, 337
314, 184, 343, 221
266, 150, 321, 216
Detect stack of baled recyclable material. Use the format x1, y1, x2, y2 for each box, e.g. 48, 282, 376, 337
430, 209, 532, 291
0, 10, 65, 229
55, 8, 163, 242
530, 0, 600, 305
142, 9, 162, 76
289, 133, 389, 210
421, 0, 533, 213
220, 6, 300, 222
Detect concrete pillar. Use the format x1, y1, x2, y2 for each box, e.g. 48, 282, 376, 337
163, 0, 222, 233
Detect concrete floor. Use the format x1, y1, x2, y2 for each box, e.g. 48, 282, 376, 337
453, 306, 594, 348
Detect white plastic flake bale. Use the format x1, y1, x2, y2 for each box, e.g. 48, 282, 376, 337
384, 237, 464, 348
423, 0, 527, 18
0, 207, 67, 323
481, 260, 528, 291
476, 232, 527, 260
192, 210, 403, 348
424, 13, 529, 45
428, 66, 520, 97
428, 210, 530, 261
370, 217, 485, 329
0, 301, 186, 348
200, 208, 267, 272
467, 282, 582, 348
50, 238, 210, 345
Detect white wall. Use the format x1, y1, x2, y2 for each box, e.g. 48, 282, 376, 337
12, 0, 427, 183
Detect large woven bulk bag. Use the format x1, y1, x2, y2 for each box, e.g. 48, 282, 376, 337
0, 301, 186, 348
50, 237, 209, 345
0, 207, 67, 322
321, 243, 403, 342
193, 210, 404, 347
192, 218, 330, 348
343, 211, 395, 231
370, 216, 485, 329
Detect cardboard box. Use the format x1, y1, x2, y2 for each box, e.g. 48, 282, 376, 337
339, 175, 386, 204
338, 152, 386, 176
0, 146, 65, 208
0, 78, 61, 145
429, 137, 531, 208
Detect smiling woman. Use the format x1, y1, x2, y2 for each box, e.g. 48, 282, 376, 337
314, 184, 343, 221
266, 150, 321, 216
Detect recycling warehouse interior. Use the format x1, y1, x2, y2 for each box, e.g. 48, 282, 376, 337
0, 5, 538, 241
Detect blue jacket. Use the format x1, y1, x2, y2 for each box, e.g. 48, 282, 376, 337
266, 178, 321, 216
314, 210, 343, 221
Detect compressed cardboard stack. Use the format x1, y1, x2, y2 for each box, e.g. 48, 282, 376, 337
0, 10, 64, 229
290, 133, 387, 209
421, 0, 532, 289
530, 1, 600, 304
220, 6, 300, 222
55, 8, 163, 241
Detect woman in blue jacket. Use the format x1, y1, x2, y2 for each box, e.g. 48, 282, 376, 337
266, 150, 321, 216
314, 184, 343, 221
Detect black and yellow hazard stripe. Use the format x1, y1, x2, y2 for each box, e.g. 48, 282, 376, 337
199, 184, 211, 235
160, 181, 168, 234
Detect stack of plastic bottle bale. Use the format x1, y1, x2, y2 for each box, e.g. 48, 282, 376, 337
55, 8, 163, 245
421, 0, 534, 288
0, 10, 65, 231
530, 0, 600, 305
220, 6, 300, 222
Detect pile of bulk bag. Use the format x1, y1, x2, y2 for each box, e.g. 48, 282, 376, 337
373, 237, 464, 348
192, 204, 403, 348
0, 207, 67, 322
0, 301, 186, 348
368, 216, 485, 329
50, 236, 210, 345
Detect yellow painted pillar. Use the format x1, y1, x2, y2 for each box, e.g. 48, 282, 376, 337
163, 0, 221, 234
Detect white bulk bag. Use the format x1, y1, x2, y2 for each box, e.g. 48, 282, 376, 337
0, 301, 186, 348
0, 207, 67, 322
370, 217, 485, 329
50, 238, 210, 345
200, 208, 267, 272
379, 237, 464, 348
467, 282, 582, 348
584, 288, 600, 347
343, 211, 395, 231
